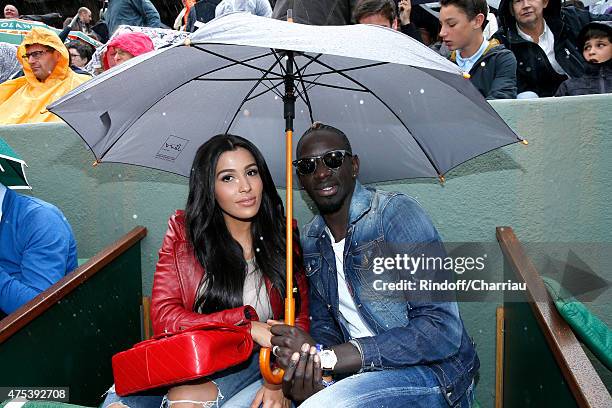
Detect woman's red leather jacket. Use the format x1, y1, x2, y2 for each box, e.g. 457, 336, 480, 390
151, 210, 310, 335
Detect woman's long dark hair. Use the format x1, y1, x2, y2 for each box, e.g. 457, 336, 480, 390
186, 134, 301, 315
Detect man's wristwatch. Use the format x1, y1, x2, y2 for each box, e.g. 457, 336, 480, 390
319, 348, 338, 371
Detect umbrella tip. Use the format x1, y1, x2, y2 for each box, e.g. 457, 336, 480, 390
521, 139, 529, 145
438, 174, 446, 184
184, 38, 192, 46
287, 8, 293, 22
462, 72, 471, 79
92, 159, 100, 167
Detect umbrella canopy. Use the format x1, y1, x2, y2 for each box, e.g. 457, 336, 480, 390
0, 18, 102, 49
0, 137, 30, 190
48, 12, 522, 187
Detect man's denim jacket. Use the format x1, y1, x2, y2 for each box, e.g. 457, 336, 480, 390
301, 182, 480, 405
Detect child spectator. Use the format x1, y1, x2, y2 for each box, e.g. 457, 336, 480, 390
440, 0, 518, 99
555, 21, 611, 96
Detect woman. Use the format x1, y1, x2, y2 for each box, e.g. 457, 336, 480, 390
119, 135, 308, 408
102, 32, 154, 70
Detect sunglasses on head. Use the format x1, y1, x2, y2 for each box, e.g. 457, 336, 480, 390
292, 150, 352, 176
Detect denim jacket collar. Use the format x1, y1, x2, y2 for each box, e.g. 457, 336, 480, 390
305, 180, 373, 238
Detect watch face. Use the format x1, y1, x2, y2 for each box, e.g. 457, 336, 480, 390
320, 350, 338, 369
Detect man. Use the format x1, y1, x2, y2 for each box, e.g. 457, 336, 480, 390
105, 0, 162, 36
440, 0, 517, 99
71, 7, 97, 37
0, 182, 78, 316
270, 123, 479, 407
79, 7, 93, 25
0, 27, 90, 124
3, 4, 18, 19
353, 0, 423, 42
273, 0, 357, 25
494, 0, 612, 97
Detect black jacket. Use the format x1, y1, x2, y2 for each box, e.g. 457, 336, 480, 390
450, 39, 518, 99
555, 60, 612, 96
272, 0, 357, 25
494, 0, 612, 97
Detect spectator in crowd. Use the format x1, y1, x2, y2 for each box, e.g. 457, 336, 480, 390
3, 4, 18, 19
562, 0, 585, 9
271, 122, 479, 408
67, 41, 95, 69
440, 0, 517, 99
0, 28, 90, 124
71, 7, 98, 38
105, 0, 162, 36
556, 21, 611, 95
216, 0, 274, 18
0, 43, 21, 84
353, 0, 423, 42
0, 182, 78, 316
273, 0, 357, 25
173, 0, 190, 30
102, 31, 154, 69
494, 0, 612, 97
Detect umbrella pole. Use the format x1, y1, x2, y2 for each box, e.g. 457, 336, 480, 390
283, 51, 297, 327
260, 51, 297, 384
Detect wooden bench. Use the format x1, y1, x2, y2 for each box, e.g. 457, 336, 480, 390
496, 226, 611, 408
0, 226, 147, 406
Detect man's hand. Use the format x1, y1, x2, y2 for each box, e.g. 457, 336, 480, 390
281, 344, 325, 403
269, 321, 316, 369
399, 0, 412, 25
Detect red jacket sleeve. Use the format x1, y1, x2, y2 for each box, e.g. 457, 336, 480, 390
151, 213, 257, 335
293, 219, 310, 333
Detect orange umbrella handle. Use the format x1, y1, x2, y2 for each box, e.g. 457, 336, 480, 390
259, 348, 284, 384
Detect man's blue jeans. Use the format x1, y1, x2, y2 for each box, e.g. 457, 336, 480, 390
299, 365, 474, 408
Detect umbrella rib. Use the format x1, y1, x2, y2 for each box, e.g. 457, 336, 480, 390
224, 56, 284, 133
293, 79, 369, 92
192, 45, 284, 79
294, 59, 389, 79
244, 80, 285, 102
293, 59, 315, 123
194, 77, 285, 82
299, 53, 444, 177
194, 50, 280, 80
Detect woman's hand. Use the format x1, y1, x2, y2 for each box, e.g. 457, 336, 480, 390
250, 381, 291, 408
250, 320, 272, 348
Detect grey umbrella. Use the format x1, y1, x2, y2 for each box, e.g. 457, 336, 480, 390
48, 11, 523, 383
48, 12, 522, 187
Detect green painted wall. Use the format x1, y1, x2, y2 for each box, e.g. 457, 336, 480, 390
3, 94, 611, 407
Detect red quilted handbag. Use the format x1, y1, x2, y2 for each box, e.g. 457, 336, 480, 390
112, 322, 254, 396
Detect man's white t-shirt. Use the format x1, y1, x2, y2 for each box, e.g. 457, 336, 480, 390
326, 227, 374, 338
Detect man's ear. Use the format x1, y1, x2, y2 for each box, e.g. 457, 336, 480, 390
392, 18, 399, 31
473, 13, 486, 30
352, 155, 360, 178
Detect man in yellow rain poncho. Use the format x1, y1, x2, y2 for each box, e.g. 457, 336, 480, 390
0, 27, 90, 124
